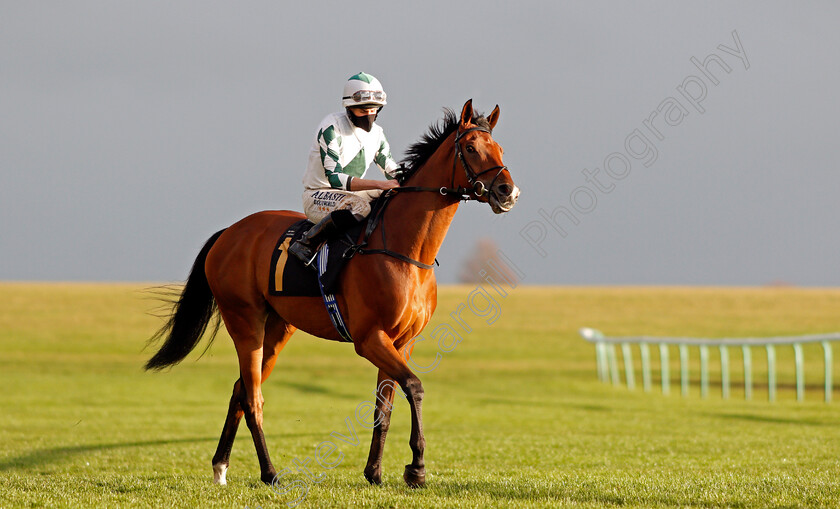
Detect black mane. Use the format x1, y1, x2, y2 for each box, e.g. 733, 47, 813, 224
398, 108, 491, 182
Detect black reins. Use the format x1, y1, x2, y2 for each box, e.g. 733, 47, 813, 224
349, 125, 508, 270
345, 192, 437, 269
397, 126, 508, 199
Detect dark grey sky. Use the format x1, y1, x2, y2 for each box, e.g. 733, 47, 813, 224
2, 2, 839, 285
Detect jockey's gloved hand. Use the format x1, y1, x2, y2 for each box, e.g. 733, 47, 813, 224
393, 166, 410, 185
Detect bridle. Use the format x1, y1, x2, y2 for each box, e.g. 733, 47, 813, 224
348, 125, 510, 269
452, 126, 508, 199
398, 125, 508, 201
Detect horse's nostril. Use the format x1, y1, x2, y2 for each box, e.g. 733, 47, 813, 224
497, 184, 512, 196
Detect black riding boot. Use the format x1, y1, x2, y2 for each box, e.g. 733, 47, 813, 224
288, 215, 338, 266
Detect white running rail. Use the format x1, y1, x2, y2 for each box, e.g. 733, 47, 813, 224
579, 328, 840, 402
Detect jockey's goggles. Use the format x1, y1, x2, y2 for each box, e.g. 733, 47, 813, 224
344, 90, 386, 103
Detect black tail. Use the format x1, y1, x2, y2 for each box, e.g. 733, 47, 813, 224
145, 229, 227, 371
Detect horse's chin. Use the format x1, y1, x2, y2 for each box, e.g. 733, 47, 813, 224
489, 193, 516, 214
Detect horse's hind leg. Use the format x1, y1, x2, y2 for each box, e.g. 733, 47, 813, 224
212, 311, 295, 484
212, 305, 294, 485
212, 378, 245, 484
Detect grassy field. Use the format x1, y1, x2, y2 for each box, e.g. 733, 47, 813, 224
1, 283, 840, 508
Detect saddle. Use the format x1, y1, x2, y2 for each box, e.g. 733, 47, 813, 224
269, 192, 398, 296
268, 219, 364, 297
268, 191, 440, 342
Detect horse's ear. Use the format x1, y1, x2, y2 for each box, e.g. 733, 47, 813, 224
487, 104, 500, 130
459, 99, 474, 127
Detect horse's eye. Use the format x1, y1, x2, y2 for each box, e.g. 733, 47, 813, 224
465, 145, 476, 153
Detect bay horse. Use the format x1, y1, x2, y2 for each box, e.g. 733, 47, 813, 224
145, 99, 519, 488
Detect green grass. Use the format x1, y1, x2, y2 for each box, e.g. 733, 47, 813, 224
2, 283, 840, 508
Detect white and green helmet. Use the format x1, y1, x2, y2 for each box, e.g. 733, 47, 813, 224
342, 72, 387, 108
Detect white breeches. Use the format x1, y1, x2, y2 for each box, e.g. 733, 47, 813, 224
302, 189, 383, 223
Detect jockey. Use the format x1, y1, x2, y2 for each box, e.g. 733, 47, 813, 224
289, 72, 401, 265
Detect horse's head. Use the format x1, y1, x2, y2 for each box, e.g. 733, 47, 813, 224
455, 100, 520, 214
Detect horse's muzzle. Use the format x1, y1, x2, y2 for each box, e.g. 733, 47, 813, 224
489, 184, 520, 214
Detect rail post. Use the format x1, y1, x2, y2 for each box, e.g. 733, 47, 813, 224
640, 343, 652, 392
823, 341, 833, 403
679, 345, 689, 397
719, 346, 730, 400
743, 345, 752, 401
659, 344, 670, 395
700, 345, 710, 398
767, 345, 776, 402
793, 343, 804, 402
621, 343, 635, 390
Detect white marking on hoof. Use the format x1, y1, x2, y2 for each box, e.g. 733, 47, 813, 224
213, 463, 228, 485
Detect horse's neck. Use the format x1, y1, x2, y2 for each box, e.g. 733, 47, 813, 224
383, 145, 460, 267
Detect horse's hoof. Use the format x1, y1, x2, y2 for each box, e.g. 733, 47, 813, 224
213, 462, 228, 485
364, 468, 382, 485
261, 470, 278, 486
403, 465, 426, 488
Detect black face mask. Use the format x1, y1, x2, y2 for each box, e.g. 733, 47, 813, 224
347, 108, 378, 132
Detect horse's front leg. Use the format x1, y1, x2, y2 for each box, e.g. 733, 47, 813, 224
356, 332, 426, 488
400, 373, 426, 487
364, 369, 398, 484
